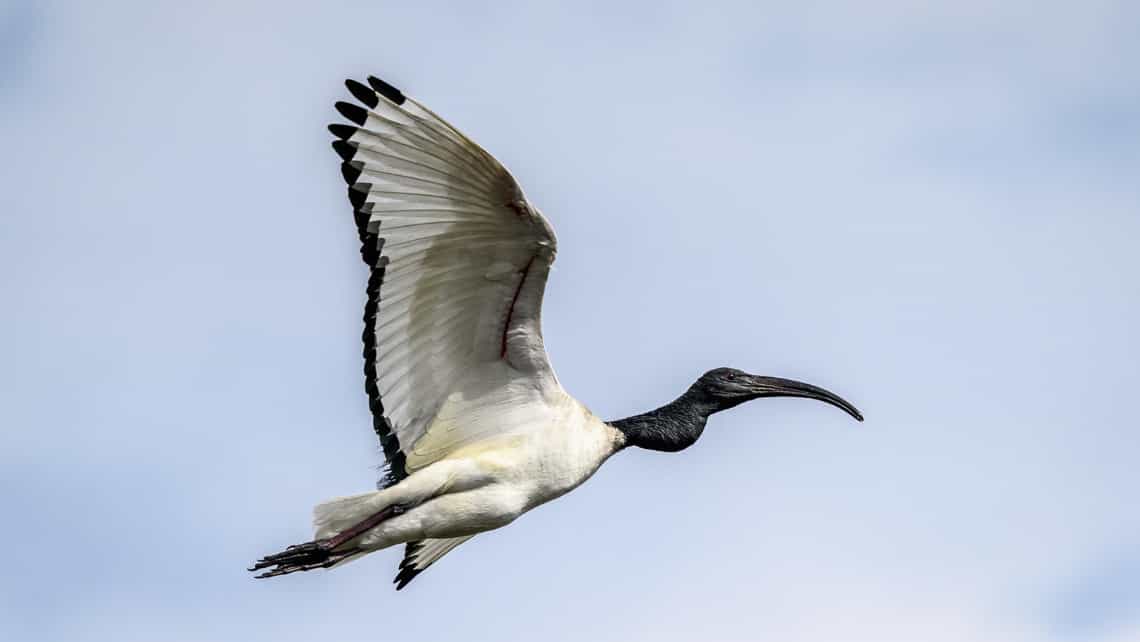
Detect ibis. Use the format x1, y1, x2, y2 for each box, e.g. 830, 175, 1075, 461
249, 75, 863, 589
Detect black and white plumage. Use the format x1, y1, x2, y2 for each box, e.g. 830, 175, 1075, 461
249, 75, 863, 589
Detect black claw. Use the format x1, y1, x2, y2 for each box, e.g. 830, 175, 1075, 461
346, 79, 379, 109
367, 76, 406, 105
335, 101, 368, 125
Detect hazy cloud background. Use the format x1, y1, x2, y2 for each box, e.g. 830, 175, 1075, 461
1, 1, 1137, 640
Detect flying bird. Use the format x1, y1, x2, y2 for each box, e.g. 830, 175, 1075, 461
249, 75, 863, 589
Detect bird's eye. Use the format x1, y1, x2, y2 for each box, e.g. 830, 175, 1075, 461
725, 372, 736, 380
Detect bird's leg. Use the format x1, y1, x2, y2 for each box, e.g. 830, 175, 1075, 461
248, 503, 409, 578
324, 501, 409, 549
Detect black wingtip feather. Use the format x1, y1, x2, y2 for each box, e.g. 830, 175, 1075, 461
335, 101, 367, 125
328, 123, 357, 140
348, 183, 370, 209
394, 572, 417, 591
345, 79, 379, 109
393, 542, 424, 590
367, 76, 406, 105
331, 78, 410, 495
331, 140, 357, 162
341, 161, 364, 185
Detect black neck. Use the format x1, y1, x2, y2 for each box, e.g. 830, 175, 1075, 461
609, 391, 716, 452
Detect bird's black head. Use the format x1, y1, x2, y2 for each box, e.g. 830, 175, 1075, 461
688, 367, 863, 421
610, 367, 862, 453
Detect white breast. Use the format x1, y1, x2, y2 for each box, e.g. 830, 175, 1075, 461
516, 394, 624, 508
385, 378, 625, 537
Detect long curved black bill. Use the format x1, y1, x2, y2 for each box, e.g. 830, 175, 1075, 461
746, 375, 863, 422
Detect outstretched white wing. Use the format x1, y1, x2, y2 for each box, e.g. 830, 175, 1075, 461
330, 76, 558, 484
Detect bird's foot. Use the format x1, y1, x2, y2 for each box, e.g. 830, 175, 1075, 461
248, 539, 357, 579
248, 502, 410, 579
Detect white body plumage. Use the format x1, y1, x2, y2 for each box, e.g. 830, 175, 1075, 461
313, 362, 624, 555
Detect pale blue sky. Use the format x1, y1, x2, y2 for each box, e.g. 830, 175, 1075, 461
2, 1, 1138, 641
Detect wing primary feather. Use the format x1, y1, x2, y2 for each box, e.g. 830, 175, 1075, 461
357, 224, 381, 264
344, 122, 499, 186
348, 183, 370, 209
335, 101, 368, 125
347, 145, 493, 194
394, 541, 423, 590
367, 75, 407, 105
392, 536, 475, 589
328, 123, 358, 140
332, 140, 357, 162
341, 161, 364, 184
354, 166, 494, 203
345, 79, 380, 108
